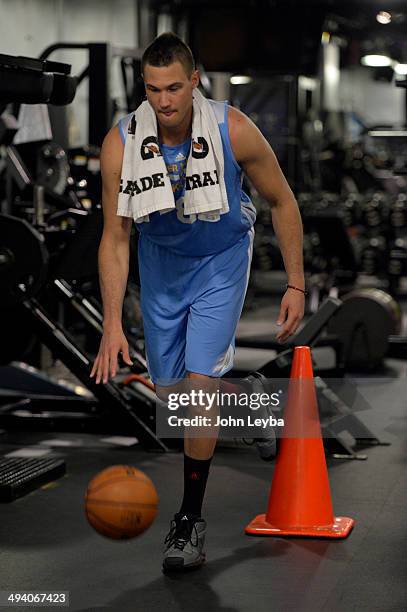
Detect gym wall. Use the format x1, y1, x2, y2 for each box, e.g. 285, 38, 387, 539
340, 67, 405, 127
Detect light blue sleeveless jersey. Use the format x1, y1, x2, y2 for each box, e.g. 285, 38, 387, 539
118, 100, 256, 256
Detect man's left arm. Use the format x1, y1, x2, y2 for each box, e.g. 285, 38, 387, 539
228, 106, 305, 342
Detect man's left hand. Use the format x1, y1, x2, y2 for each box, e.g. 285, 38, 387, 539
276, 289, 305, 343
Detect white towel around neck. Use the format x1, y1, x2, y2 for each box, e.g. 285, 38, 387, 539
117, 88, 229, 223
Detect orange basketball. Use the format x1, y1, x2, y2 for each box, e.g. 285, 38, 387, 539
84, 465, 159, 539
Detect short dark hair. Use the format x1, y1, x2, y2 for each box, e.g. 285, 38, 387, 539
141, 32, 195, 78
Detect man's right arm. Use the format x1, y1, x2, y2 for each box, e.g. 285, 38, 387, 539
98, 126, 131, 328
90, 126, 133, 383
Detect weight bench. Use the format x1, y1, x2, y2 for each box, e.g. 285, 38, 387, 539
233, 297, 388, 459
235, 296, 343, 375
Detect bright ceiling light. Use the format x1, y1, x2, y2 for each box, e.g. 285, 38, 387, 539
376, 11, 392, 25
299, 76, 317, 90
394, 63, 407, 75
321, 31, 331, 45
230, 75, 252, 85
361, 54, 393, 67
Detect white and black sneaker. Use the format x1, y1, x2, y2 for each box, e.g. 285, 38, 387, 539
163, 513, 206, 572
246, 372, 278, 461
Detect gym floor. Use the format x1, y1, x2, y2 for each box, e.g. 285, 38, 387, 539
1, 304, 407, 612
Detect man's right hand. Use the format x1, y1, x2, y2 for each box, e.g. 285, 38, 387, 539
90, 325, 133, 384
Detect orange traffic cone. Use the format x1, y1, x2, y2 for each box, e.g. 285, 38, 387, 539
245, 346, 354, 538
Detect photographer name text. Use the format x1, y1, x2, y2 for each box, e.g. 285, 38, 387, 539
167, 415, 284, 428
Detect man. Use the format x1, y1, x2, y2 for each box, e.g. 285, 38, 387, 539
90, 32, 305, 572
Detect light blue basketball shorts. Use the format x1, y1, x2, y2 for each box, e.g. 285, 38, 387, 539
137, 228, 254, 386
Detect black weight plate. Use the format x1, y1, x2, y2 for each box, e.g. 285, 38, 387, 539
55, 208, 102, 280
0, 305, 37, 365
37, 143, 70, 195
328, 288, 402, 370
0, 214, 49, 306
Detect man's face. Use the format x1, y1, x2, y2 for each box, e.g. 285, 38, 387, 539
143, 61, 199, 130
